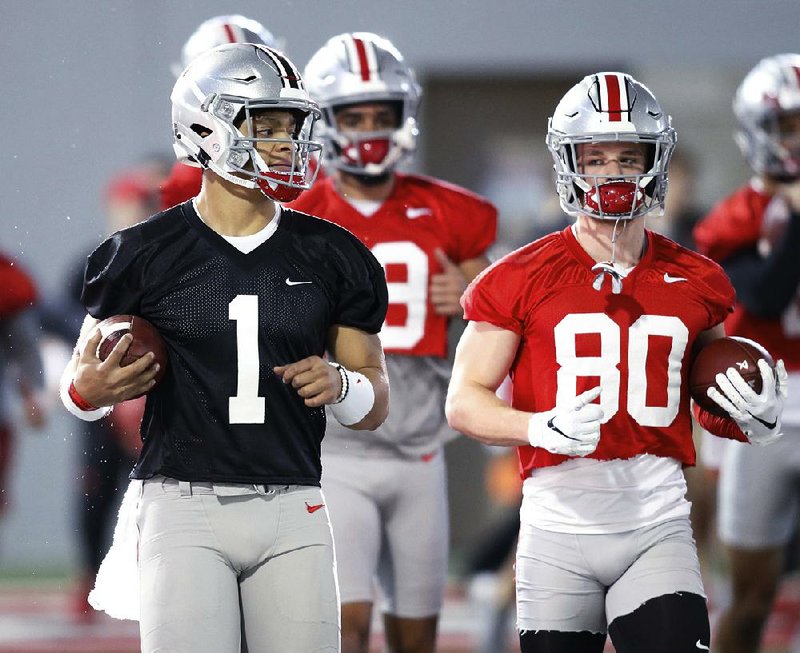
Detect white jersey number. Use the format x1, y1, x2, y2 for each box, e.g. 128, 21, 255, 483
371, 242, 428, 350
228, 295, 266, 424
554, 313, 689, 426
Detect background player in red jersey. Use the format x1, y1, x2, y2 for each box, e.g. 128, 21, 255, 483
160, 14, 283, 211
41, 162, 169, 621
0, 255, 46, 515
288, 32, 497, 653
446, 72, 786, 653
693, 53, 800, 653
60, 43, 389, 652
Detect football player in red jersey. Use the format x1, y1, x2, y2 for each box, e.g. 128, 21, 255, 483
0, 255, 46, 514
60, 43, 389, 652
693, 53, 800, 653
160, 15, 284, 210
288, 32, 497, 653
446, 72, 786, 653
49, 165, 168, 622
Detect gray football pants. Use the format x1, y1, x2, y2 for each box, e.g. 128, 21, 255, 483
137, 476, 340, 653
516, 516, 705, 633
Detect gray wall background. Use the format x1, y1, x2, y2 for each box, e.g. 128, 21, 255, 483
1, 0, 799, 571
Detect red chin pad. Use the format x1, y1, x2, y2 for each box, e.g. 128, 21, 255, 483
256, 171, 305, 202
584, 182, 642, 215
343, 138, 391, 166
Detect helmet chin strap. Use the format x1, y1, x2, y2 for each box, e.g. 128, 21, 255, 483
210, 162, 260, 190
592, 261, 624, 294
591, 215, 625, 295
574, 171, 652, 295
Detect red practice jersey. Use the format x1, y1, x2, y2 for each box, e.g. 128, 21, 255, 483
0, 255, 37, 318
289, 173, 497, 357
159, 163, 202, 211
694, 183, 800, 370
463, 227, 735, 477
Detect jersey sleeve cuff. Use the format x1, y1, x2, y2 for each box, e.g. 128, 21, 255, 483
692, 402, 748, 442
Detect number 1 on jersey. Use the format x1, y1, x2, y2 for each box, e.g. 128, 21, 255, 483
229, 295, 266, 424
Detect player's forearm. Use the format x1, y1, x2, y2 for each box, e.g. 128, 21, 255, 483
5, 310, 45, 392
445, 381, 529, 447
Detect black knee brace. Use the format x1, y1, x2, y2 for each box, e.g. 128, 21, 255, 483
519, 629, 606, 653
608, 592, 710, 653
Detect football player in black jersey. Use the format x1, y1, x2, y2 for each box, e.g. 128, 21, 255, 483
60, 43, 389, 653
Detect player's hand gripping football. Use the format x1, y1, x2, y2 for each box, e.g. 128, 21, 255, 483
527, 386, 604, 456
73, 328, 160, 407
707, 359, 788, 446
430, 249, 467, 316
274, 356, 342, 407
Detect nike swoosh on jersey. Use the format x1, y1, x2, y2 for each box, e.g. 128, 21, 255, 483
285, 278, 313, 286
663, 273, 688, 283
695, 640, 710, 651
305, 502, 325, 514
406, 207, 432, 219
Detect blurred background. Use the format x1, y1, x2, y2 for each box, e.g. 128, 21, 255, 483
1, 0, 799, 650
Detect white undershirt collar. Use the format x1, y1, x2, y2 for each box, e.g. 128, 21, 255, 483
345, 196, 383, 217
192, 198, 281, 253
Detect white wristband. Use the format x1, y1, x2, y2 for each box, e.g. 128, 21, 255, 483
59, 376, 112, 422
328, 363, 375, 426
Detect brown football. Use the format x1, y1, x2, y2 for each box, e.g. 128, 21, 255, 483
95, 315, 168, 387
689, 336, 775, 417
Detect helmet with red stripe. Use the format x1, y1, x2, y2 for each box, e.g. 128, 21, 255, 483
734, 53, 800, 181
171, 43, 322, 202
173, 15, 283, 77
546, 72, 676, 221
303, 32, 421, 177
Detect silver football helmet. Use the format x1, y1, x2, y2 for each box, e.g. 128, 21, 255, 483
171, 43, 322, 202
303, 32, 421, 176
546, 72, 677, 220
173, 14, 282, 77
734, 53, 800, 180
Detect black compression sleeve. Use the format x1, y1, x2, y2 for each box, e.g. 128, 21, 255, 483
722, 211, 800, 317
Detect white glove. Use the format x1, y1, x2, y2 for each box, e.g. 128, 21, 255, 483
707, 359, 787, 446
527, 387, 604, 456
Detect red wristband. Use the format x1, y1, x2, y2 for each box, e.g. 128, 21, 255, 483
68, 381, 98, 412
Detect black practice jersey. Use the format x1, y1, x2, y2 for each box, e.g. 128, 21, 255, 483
82, 202, 387, 485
